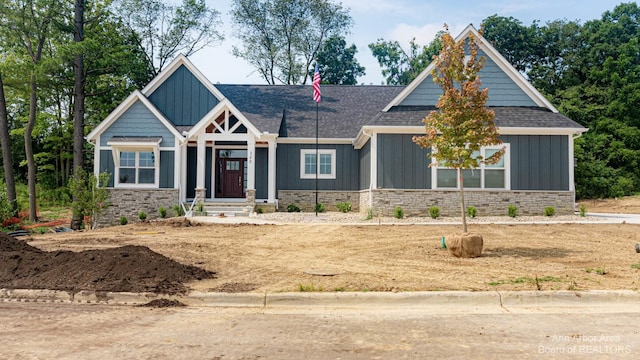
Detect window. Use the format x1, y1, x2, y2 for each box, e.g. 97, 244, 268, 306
117, 150, 157, 185
300, 149, 336, 179
434, 145, 509, 189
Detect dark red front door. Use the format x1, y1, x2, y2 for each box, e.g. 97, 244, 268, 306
221, 158, 244, 198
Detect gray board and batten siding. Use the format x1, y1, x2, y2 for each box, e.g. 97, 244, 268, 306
503, 134, 569, 191
100, 101, 175, 147
359, 141, 371, 190
99, 150, 175, 188
372, 134, 569, 191
276, 144, 359, 191
255, 148, 269, 199
376, 134, 431, 190
148, 64, 219, 127
400, 50, 538, 107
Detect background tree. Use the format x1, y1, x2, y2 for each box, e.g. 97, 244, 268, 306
231, 0, 352, 84
0, 0, 62, 221
114, 0, 223, 75
314, 35, 364, 85
0, 70, 17, 216
413, 28, 503, 233
368, 34, 443, 85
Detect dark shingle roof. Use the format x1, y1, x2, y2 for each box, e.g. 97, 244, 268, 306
370, 106, 586, 129
216, 84, 404, 138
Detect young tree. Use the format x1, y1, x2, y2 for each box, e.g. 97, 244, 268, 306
231, 0, 352, 85
315, 35, 365, 85
413, 27, 503, 234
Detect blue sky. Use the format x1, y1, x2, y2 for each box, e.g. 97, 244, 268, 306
191, 0, 624, 85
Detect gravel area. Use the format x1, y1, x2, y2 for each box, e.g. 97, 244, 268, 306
250, 211, 604, 224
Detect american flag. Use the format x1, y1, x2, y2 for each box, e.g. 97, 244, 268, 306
313, 64, 321, 103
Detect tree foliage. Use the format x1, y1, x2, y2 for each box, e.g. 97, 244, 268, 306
231, 0, 352, 84
314, 35, 365, 85
114, 0, 223, 75
482, 3, 640, 199
413, 28, 503, 232
68, 168, 110, 229
368, 34, 443, 85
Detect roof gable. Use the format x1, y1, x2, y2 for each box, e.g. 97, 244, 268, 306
383, 24, 558, 112
86, 90, 183, 144
143, 55, 223, 127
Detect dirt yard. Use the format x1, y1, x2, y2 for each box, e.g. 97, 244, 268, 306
579, 195, 640, 214
10, 216, 637, 293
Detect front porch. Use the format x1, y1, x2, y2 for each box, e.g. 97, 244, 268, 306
181, 106, 278, 207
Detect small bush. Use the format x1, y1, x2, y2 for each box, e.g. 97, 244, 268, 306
195, 201, 204, 213
287, 203, 301, 212
429, 206, 440, 219
315, 202, 326, 213
138, 211, 147, 221
119, 216, 128, 225
467, 206, 477, 218
508, 205, 518, 218
255, 206, 264, 214
172, 204, 185, 216
158, 206, 167, 218
579, 204, 587, 217
365, 207, 373, 220
544, 206, 555, 217
394, 206, 404, 219
336, 202, 352, 213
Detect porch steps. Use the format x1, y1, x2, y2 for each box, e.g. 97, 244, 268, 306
202, 203, 254, 217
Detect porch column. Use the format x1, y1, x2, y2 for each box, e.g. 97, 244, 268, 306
195, 136, 206, 199
267, 138, 277, 203
247, 136, 256, 191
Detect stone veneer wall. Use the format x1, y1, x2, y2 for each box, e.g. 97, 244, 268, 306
277, 190, 361, 212
359, 189, 575, 217
99, 188, 180, 227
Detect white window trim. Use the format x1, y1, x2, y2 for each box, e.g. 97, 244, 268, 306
110, 145, 160, 188
432, 144, 510, 190
300, 149, 336, 179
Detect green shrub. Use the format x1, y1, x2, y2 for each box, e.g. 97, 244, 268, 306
429, 206, 440, 219
287, 204, 301, 212
544, 206, 555, 217
508, 205, 518, 218
172, 204, 185, 216
138, 211, 147, 221
336, 202, 352, 213
579, 204, 587, 217
365, 207, 373, 220
467, 206, 477, 218
255, 206, 264, 214
119, 216, 128, 225
158, 206, 167, 218
393, 206, 404, 219
315, 202, 326, 213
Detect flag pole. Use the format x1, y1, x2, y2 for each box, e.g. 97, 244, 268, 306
315, 101, 319, 216
312, 63, 321, 216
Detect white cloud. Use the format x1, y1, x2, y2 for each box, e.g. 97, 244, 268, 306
339, 0, 412, 14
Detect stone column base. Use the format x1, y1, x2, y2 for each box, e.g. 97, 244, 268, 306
195, 188, 206, 201
246, 189, 256, 205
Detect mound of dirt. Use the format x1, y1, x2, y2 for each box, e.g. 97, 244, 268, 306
0, 233, 216, 294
